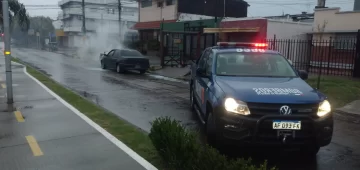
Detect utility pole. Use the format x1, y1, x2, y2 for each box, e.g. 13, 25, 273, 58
118, 0, 122, 41
223, 0, 226, 17
2, 0, 14, 105
82, 0, 86, 34
214, 0, 218, 43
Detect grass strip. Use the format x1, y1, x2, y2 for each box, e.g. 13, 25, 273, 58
306, 76, 360, 108
11, 57, 165, 169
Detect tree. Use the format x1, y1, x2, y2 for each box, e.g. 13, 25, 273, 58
315, 20, 328, 89
0, 0, 30, 31
12, 16, 54, 46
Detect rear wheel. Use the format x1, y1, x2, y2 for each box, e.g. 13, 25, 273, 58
116, 64, 124, 73
139, 70, 146, 74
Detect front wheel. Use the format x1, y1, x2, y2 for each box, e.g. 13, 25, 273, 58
301, 146, 320, 156
101, 62, 106, 69
206, 111, 218, 146
190, 85, 195, 111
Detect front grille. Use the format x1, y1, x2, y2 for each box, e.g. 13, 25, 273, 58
247, 102, 319, 117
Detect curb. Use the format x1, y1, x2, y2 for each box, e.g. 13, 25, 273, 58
335, 109, 360, 119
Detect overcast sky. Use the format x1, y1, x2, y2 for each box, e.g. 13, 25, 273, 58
20, 0, 355, 19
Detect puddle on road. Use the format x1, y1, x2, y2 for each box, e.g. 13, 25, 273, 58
147, 74, 188, 84
74, 89, 100, 104
85, 68, 106, 71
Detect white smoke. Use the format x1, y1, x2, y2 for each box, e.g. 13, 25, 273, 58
74, 20, 130, 60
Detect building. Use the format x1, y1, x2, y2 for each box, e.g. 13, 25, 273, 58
58, 0, 138, 47
133, 0, 248, 41
52, 20, 66, 46
308, 5, 360, 70
263, 12, 314, 23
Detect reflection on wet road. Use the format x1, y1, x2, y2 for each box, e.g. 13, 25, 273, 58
13, 48, 360, 170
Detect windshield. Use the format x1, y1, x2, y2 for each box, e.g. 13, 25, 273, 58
121, 50, 142, 56
216, 52, 297, 77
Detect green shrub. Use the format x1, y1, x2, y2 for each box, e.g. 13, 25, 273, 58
149, 117, 277, 170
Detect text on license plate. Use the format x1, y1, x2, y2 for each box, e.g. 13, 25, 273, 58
272, 120, 301, 130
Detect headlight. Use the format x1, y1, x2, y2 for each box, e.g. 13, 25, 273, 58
317, 100, 331, 117
224, 98, 251, 115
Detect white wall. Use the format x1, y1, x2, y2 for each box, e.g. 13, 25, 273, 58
177, 13, 214, 21
52, 20, 63, 29
139, 0, 177, 22
267, 20, 312, 39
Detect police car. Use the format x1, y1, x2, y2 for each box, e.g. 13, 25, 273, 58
189, 42, 333, 155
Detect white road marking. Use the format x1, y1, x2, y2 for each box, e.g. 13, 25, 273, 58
22, 66, 158, 170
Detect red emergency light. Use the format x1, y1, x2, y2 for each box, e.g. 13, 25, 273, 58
217, 42, 268, 49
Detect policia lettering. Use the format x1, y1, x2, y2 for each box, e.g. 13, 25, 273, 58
253, 88, 303, 95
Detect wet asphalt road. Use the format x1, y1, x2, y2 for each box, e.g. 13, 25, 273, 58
12, 48, 360, 170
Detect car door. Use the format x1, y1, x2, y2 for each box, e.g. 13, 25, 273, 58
105, 50, 116, 69
194, 49, 210, 115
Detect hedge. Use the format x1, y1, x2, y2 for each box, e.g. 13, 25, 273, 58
149, 117, 277, 170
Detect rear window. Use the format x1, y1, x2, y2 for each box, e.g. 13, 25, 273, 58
216, 52, 297, 77
121, 50, 142, 56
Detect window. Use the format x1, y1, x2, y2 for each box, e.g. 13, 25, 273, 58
121, 50, 142, 56
216, 52, 297, 77
166, 0, 175, 6
205, 53, 213, 76
334, 33, 357, 50
107, 50, 115, 56
108, 8, 115, 14
141, 0, 152, 8
198, 50, 209, 69
90, 8, 97, 12
157, 1, 163, 7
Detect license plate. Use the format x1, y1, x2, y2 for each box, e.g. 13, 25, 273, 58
272, 120, 301, 130
135, 65, 140, 69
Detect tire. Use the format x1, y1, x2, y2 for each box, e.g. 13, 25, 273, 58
139, 70, 146, 74
116, 64, 123, 73
205, 111, 218, 146
302, 146, 320, 156
190, 85, 195, 111
101, 61, 106, 69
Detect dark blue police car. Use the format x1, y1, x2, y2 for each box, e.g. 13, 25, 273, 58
189, 42, 333, 155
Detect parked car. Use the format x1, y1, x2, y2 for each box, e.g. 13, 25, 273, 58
100, 49, 150, 74
189, 42, 333, 155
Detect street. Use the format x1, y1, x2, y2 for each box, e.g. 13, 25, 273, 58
13, 47, 360, 170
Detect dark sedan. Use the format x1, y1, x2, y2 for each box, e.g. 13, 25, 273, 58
100, 49, 150, 74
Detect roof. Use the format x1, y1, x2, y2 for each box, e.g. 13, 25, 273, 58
214, 46, 279, 54
132, 20, 177, 30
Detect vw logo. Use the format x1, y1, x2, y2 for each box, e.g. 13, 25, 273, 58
280, 105, 292, 115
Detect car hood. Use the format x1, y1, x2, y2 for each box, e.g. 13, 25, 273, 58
215, 76, 325, 104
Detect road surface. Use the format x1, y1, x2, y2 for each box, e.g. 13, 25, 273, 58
12, 48, 360, 170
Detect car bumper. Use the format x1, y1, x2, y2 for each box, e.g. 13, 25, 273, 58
214, 107, 333, 147
121, 64, 149, 70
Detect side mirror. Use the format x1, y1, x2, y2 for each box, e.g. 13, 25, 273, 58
298, 70, 308, 80
196, 68, 206, 77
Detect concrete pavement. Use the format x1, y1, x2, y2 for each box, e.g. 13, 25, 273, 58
0, 56, 155, 169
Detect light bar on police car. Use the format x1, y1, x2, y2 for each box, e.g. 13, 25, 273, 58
217, 42, 268, 48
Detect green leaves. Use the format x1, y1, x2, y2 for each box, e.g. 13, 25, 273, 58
149, 116, 277, 170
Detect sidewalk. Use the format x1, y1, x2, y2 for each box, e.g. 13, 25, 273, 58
0, 57, 155, 169
150, 65, 191, 81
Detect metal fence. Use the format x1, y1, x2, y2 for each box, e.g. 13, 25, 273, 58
266, 37, 358, 77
